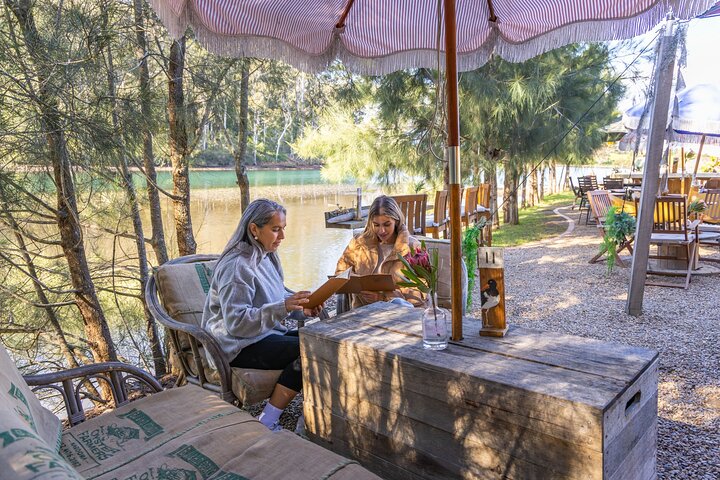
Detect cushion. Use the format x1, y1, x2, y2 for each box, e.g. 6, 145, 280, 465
155, 259, 282, 406
0, 346, 80, 479
60, 384, 379, 480
155, 260, 218, 329
0, 346, 62, 451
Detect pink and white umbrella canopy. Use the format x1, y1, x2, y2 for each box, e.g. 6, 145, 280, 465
149, 0, 716, 74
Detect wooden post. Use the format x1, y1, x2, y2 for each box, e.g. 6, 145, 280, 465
478, 247, 508, 337
444, 0, 463, 341
354, 187, 362, 220
627, 20, 677, 316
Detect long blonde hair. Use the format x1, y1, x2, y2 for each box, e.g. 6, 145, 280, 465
361, 195, 406, 240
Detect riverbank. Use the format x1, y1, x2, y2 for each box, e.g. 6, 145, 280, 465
190, 183, 372, 201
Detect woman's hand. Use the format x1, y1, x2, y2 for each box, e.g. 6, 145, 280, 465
285, 291, 312, 312
303, 304, 324, 318
359, 290, 387, 304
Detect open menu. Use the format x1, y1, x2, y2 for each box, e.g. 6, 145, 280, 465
305, 268, 396, 309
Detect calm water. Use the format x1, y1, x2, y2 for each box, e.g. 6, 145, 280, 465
146, 169, 364, 291
144, 166, 615, 291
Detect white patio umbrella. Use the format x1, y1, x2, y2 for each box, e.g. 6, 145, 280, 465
147, 0, 717, 339
621, 83, 720, 174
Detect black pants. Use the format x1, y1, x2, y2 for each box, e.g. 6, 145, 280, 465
230, 331, 302, 392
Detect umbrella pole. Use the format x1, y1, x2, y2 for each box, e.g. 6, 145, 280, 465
444, 0, 463, 340
692, 134, 706, 184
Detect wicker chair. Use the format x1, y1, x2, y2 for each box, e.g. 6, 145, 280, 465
146, 254, 326, 406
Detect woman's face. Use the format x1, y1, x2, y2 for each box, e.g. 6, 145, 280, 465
251, 212, 286, 252
371, 213, 397, 244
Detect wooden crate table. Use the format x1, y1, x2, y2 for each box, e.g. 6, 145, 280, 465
299, 302, 658, 480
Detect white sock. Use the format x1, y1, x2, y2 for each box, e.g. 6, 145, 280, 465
258, 403, 283, 429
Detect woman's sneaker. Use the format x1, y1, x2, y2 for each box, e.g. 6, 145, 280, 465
294, 414, 306, 437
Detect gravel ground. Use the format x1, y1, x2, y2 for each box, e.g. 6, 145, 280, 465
466, 204, 720, 479
247, 205, 720, 478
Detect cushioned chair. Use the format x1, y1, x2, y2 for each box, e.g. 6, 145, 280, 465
146, 254, 327, 407
642, 196, 700, 289
425, 189, 449, 239
391, 193, 427, 236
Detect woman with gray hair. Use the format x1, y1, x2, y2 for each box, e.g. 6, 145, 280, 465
202, 198, 322, 432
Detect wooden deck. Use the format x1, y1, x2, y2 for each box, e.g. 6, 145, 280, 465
300, 302, 658, 479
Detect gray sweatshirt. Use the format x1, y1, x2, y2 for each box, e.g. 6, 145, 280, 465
202, 242, 299, 362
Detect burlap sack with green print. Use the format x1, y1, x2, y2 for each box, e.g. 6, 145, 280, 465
60, 384, 379, 480
0, 346, 81, 479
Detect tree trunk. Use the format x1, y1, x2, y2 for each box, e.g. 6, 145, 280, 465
503, 160, 519, 225
168, 36, 196, 256
530, 166, 538, 207
6, 0, 118, 367
134, 0, 168, 266
483, 150, 500, 228
549, 160, 557, 194
539, 166, 546, 201
235, 59, 251, 212
105, 15, 166, 377
520, 165, 528, 209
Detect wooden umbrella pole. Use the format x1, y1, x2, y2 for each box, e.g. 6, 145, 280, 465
692, 134, 706, 181
444, 0, 463, 340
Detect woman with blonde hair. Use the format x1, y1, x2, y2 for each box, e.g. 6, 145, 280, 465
335, 195, 424, 308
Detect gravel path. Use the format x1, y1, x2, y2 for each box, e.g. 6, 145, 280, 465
248, 205, 719, 478
466, 204, 720, 479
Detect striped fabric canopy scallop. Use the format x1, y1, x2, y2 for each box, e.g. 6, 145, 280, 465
148, 0, 718, 74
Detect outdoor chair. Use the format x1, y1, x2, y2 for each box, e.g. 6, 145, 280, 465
476, 183, 491, 219
569, 177, 583, 210
602, 177, 625, 191
639, 195, 700, 289
425, 189, 449, 239
587, 190, 633, 267
146, 254, 327, 407
1, 345, 378, 480
698, 189, 720, 254
461, 185, 479, 228
392, 193, 427, 236
476, 183, 493, 245
577, 176, 597, 224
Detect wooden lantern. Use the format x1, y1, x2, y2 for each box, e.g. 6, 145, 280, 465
477, 247, 508, 337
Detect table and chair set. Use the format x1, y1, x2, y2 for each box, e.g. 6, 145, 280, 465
391, 183, 492, 241
578, 173, 720, 288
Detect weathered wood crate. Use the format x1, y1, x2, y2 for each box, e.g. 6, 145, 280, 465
300, 302, 658, 480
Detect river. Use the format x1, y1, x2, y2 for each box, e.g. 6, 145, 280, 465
144, 167, 614, 291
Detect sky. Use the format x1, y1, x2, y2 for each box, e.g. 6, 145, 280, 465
615, 14, 720, 111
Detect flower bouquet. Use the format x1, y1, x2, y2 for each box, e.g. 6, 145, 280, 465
398, 241, 448, 350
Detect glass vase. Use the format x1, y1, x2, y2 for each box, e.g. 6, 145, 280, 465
422, 292, 449, 350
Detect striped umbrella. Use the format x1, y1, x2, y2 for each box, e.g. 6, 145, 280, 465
147, 0, 717, 339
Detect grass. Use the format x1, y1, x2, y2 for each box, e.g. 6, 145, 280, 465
491, 192, 575, 247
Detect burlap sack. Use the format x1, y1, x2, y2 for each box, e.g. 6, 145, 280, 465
0, 346, 81, 479
61, 384, 379, 480
155, 261, 281, 405
0, 346, 62, 450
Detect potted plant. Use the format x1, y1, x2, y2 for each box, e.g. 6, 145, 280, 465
688, 199, 707, 221
600, 206, 636, 273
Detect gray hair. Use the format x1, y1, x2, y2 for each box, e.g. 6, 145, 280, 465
221, 198, 286, 259
361, 195, 406, 240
